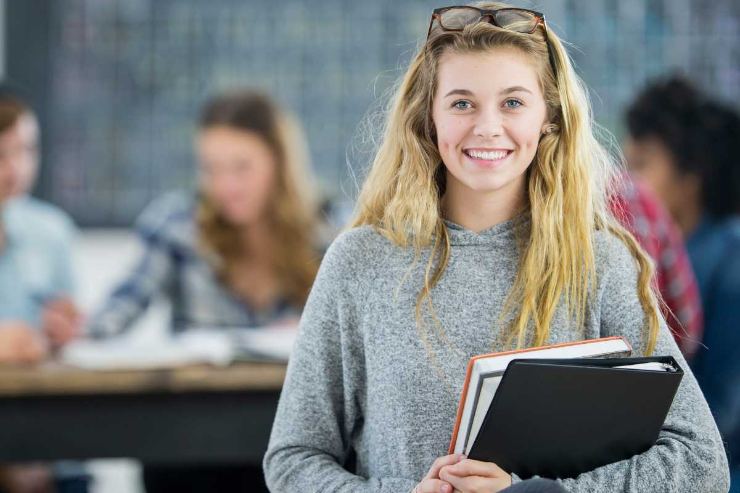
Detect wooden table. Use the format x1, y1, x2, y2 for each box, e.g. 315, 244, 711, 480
0, 362, 287, 465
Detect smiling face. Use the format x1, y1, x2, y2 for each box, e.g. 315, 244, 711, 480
432, 48, 548, 206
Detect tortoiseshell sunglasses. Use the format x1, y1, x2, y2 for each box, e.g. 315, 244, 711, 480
427, 6, 557, 76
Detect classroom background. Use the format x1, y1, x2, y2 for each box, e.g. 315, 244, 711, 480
1, 0, 738, 492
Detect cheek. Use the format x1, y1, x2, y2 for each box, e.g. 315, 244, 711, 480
240, 167, 277, 212
509, 120, 542, 150
202, 171, 242, 202
660, 172, 689, 209
253, 166, 276, 195
638, 161, 674, 199
201, 179, 227, 206
435, 119, 468, 155
0, 166, 10, 185
20, 154, 36, 172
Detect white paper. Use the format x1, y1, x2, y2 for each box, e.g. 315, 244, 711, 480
466, 375, 502, 455
61, 329, 235, 370
229, 325, 298, 361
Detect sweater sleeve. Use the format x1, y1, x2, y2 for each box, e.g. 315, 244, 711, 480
263, 231, 417, 493
558, 233, 730, 493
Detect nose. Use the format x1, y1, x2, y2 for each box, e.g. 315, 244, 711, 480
473, 108, 504, 139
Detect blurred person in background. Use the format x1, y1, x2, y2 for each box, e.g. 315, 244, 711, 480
87, 89, 322, 340
625, 75, 740, 490
0, 88, 86, 493
609, 174, 703, 358
86, 89, 323, 492
0, 87, 81, 364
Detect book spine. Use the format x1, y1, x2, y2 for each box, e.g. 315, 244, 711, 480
448, 359, 476, 454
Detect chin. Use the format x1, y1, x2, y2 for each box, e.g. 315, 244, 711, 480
233, 210, 269, 227
227, 216, 252, 227
462, 178, 515, 195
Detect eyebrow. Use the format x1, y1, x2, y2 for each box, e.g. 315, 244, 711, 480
501, 86, 533, 95
443, 86, 533, 98
443, 89, 474, 98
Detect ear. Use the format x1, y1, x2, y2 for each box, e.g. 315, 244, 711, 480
541, 123, 558, 135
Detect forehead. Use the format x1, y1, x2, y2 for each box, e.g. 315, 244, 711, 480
435, 47, 542, 96
199, 126, 264, 147
197, 126, 276, 164
627, 136, 675, 161
0, 112, 38, 143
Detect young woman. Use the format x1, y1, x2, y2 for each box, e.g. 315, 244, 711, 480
86, 90, 323, 493
88, 90, 322, 338
264, 3, 729, 492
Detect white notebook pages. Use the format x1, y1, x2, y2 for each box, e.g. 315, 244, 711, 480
62, 326, 298, 370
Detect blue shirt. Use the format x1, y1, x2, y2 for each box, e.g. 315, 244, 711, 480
0, 196, 77, 327
687, 214, 740, 470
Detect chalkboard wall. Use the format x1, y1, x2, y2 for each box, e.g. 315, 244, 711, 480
6, 0, 738, 226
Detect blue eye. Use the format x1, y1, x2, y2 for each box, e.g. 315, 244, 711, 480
504, 99, 523, 109
452, 100, 472, 110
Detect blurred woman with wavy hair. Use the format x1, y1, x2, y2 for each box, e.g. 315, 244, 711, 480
86, 90, 322, 492
88, 90, 321, 339
265, 2, 729, 492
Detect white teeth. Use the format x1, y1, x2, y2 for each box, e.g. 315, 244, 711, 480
466, 149, 509, 160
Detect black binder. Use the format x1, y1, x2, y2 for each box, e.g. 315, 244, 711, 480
468, 356, 683, 479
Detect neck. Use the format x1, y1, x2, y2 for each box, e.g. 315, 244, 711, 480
239, 218, 273, 260
441, 175, 526, 233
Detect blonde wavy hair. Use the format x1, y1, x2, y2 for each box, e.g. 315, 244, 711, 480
196, 90, 320, 308
352, 2, 659, 353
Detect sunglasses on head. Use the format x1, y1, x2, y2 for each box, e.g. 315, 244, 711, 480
427, 6, 557, 76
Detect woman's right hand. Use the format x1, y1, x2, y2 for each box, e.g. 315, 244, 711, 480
414, 454, 466, 493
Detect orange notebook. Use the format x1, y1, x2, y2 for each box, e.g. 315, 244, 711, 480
448, 336, 633, 455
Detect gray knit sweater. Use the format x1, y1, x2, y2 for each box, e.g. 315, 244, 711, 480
264, 217, 730, 492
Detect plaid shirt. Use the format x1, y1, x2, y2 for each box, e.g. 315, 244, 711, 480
87, 192, 300, 338
610, 175, 703, 357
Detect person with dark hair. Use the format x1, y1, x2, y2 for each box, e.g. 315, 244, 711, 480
609, 174, 703, 358
0, 88, 81, 362
626, 75, 740, 490
85, 89, 324, 492
0, 87, 86, 493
